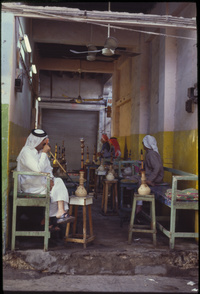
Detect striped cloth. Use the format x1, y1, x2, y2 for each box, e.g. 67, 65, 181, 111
165, 188, 198, 201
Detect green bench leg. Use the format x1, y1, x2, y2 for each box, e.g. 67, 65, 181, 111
11, 202, 17, 250
169, 207, 176, 249
128, 197, 137, 244
44, 204, 50, 251
151, 197, 156, 246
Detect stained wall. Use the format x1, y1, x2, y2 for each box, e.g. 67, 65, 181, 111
112, 2, 198, 183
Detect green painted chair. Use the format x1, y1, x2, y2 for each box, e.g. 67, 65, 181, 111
128, 193, 157, 246
11, 171, 51, 251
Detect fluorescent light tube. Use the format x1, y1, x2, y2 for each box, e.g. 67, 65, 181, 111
23, 34, 32, 53
32, 64, 37, 74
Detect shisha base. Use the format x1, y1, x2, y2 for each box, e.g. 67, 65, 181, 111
138, 170, 151, 195
75, 170, 87, 197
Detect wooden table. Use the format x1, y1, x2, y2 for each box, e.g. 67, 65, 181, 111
65, 195, 95, 248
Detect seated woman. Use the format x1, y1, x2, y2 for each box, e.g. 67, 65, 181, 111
98, 133, 115, 159
142, 135, 164, 186
136, 135, 164, 216
109, 137, 121, 159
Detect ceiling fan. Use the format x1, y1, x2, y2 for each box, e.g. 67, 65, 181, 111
70, 24, 140, 61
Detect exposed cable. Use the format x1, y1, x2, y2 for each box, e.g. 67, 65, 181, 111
87, 22, 197, 41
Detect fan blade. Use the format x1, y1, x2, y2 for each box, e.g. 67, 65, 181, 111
70, 49, 88, 54
70, 49, 101, 54
102, 48, 115, 56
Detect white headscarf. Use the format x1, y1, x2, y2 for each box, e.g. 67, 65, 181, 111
142, 135, 159, 153
17, 129, 48, 162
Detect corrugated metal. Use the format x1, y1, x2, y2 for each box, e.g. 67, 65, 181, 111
42, 108, 98, 171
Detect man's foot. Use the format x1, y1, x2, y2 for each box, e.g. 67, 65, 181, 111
56, 212, 75, 224
56, 209, 69, 219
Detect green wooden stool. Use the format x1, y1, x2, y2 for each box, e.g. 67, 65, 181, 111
11, 171, 51, 251
128, 193, 156, 245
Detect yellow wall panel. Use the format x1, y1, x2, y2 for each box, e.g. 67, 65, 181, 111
173, 129, 198, 174
9, 122, 29, 171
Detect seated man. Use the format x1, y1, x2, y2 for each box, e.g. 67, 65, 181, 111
16, 129, 75, 228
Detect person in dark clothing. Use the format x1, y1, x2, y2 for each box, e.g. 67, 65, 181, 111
142, 135, 164, 186
98, 134, 115, 158
136, 135, 164, 216
109, 137, 121, 159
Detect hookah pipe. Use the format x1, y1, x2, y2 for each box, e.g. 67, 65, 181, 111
140, 149, 144, 171
140, 149, 146, 180
45, 139, 78, 186
138, 149, 151, 195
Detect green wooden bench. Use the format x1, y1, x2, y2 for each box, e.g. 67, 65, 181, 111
149, 167, 198, 249
116, 160, 140, 178
11, 171, 51, 251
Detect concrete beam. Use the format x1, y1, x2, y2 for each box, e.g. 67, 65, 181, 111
32, 19, 139, 48
38, 57, 114, 73
2, 3, 196, 30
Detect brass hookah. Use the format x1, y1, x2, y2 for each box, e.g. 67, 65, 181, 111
48, 140, 77, 186
75, 138, 87, 197
80, 138, 85, 170
60, 141, 67, 173
92, 145, 96, 164
85, 146, 90, 165
138, 149, 151, 195
52, 143, 59, 175
50, 143, 67, 175
52, 143, 59, 167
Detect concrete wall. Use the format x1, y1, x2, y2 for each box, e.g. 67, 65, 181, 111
1, 13, 34, 253
9, 16, 34, 167
1, 12, 16, 254
112, 2, 198, 184
173, 4, 197, 177
39, 71, 104, 99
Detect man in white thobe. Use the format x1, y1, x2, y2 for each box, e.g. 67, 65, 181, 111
17, 129, 75, 225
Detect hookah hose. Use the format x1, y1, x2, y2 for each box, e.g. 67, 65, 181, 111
49, 150, 78, 187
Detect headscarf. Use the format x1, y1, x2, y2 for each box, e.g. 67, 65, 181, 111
101, 133, 109, 142
109, 137, 121, 157
17, 129, 48, 162
142, 135, 159, 153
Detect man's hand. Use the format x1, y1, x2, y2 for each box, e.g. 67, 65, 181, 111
42, 143, 51, 153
